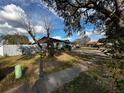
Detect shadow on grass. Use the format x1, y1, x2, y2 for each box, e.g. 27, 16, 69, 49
53, 72, 109, 93
67, 51, 109, 65
0, 61, 10, 68
16, 51, 63, 62
0, 66, 32, 92
17, 54, 37, 61
0, 57, 8, 61
0, 66, 14, 81
32, 56, 73, 74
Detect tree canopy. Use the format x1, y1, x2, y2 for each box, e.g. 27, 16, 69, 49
43, 0, 124, 54
1, 34, 30, 45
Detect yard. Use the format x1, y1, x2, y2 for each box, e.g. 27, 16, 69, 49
0, 52, 78, 92
0, 48, 124, 93
53, 48, 124, 93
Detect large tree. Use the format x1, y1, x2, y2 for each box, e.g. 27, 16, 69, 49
42, 0, 124, 54
1, 34, 30, 44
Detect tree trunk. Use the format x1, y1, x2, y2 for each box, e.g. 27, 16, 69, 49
28, 31, 46, 76
46, 29, 55, 57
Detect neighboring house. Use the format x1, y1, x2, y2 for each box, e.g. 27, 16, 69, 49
0, 45, 4, 56
85, 41, 103, 47
36, 36, 72, 49
0, 37, 72, 56
37, 36, 71, 44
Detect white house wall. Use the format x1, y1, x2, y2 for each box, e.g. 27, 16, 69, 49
0, 45, 4, 56
3, 45, 22, 56
2, 45, 40, 56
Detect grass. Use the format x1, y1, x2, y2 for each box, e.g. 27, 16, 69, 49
43, 52, 78, 74
0, 52, 77, 68
81, 47, 98, 50
52, 64, 117, 93
53, 71, 109, 93
53, 48, 124, 93
0, 52, 78, 92
52, 49, 111, 93
0, 54, 41, 69
2, 47, 123, 93
55, 52, 76, 62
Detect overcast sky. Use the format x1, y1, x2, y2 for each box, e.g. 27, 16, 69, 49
0, 0, 104, 42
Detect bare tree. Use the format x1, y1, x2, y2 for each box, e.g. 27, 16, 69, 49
18, 12, 45, 76
42, 17, 54, 57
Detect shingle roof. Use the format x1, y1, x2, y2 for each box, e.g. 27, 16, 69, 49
37, 36, 71, 44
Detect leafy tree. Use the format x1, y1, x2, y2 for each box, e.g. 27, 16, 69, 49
42, 0, 124, 55
2, 34, 30, 44
41, 1, 124, 92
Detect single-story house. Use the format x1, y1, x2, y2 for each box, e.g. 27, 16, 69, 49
85, 41, 103, 47
0, 37, 72, 56
36, 36, 72, 49
37, 36, 71, 44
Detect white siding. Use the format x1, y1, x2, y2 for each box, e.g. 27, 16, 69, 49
3, 45, 22, 56
2, 45, 40, 56
0, 45, 3, 56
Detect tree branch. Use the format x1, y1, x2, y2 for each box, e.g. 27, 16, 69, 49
115, 0, 123, 15
66, 0, 94, 8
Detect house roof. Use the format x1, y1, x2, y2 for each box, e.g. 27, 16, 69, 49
37, 37, 71, 44
86, 41, 97, 45
86, 41, 103, 45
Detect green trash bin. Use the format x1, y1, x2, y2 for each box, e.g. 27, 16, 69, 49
15, 64, 22, 79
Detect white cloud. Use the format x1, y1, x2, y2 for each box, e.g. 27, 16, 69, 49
0, 22, 27, 35
34, 25, 46, 33
0, 22, 12, 29
15, 28, 27, 33
41, 1, 64, 20
0, 4, 46, 35
52, 36, 72, 41
0, 4, 27, 35
52, 36, 62, 40
85, 31, 105, 41
0, 4, 26, 22
85, 30, 104, 37
85, 31, 93, 36
0, 22, 46, 35
64, 37, 72, 41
